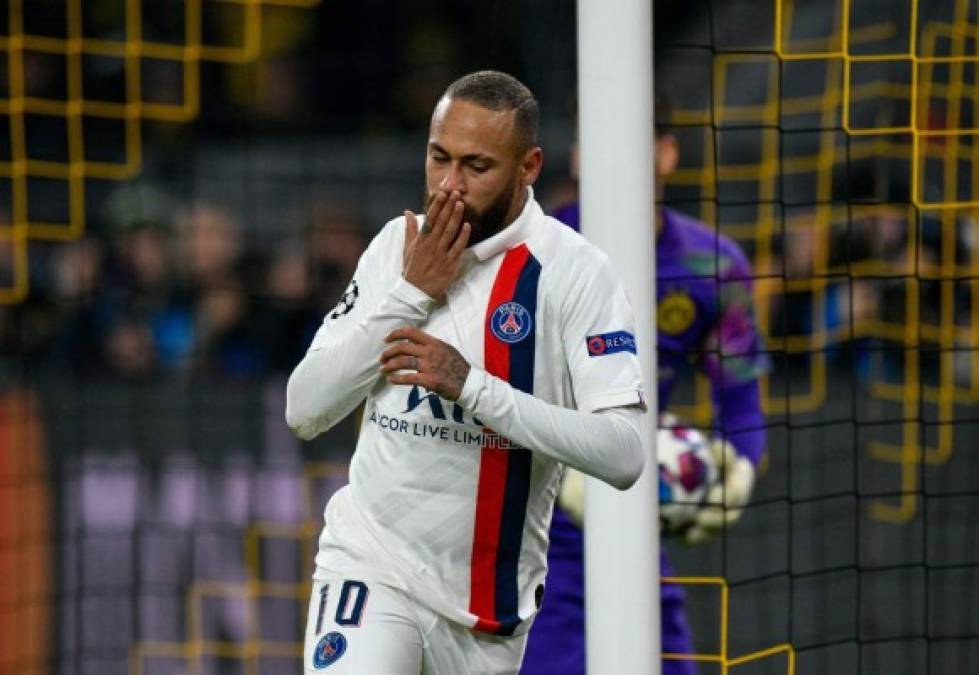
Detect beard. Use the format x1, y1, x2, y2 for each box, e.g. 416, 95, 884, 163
422, 180, 519, 247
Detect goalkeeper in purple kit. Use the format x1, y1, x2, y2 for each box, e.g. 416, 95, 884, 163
521, 99, 771, 675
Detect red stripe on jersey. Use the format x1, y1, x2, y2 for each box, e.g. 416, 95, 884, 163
469, 446, 508, 633
469, 245, 531, 628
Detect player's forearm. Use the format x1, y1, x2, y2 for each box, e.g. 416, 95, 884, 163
458, 368, 645, 489
713, 379, 766, 465
285, 278, 436, 440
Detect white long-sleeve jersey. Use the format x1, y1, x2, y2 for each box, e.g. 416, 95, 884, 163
286, 191, 646, 636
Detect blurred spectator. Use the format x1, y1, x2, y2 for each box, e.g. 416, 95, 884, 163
98, 183, 179, 378
307, 201, 368, 313
768, 211, 890, 363
102, 231, 172, 378
177, 202, 242, 288
59, 239, 103, 299
164, 201, 264, 379
254, 239, 319, 373
249, 200, 369, 374
104, 316, 156, 376
111, 220, 173, 309
0, 186, 375, 383
47, 238, 111, 374
767, 200, 975, 385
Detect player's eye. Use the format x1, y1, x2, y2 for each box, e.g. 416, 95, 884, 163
468, 162, 489, 173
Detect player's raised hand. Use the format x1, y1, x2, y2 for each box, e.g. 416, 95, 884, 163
403, 190, 471, 301
379, 327, 471, 400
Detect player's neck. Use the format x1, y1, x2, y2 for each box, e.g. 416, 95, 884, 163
505, 187, 529, 229
486, 187, 528, 241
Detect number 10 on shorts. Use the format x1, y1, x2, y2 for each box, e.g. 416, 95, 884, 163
316, 579, 370, 633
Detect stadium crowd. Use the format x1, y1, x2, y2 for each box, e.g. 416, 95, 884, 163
2, 185, 971, 389
0, 188, 369, 384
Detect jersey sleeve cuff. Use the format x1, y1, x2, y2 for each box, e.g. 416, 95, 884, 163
458, 366, 487, 411
578, 389, 646, 413
390, 277, 438, 315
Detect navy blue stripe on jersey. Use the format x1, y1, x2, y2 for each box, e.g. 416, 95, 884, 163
509, 255, 541, 396
493, 251, 541, 636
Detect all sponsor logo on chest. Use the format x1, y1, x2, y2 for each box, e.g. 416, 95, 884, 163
367, 385, 524, 450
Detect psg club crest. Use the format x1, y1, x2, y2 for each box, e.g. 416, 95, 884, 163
312, 631, 347, 669
490, 302, 533, 344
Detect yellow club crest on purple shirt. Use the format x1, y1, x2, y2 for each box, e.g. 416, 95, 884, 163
658, 290, 696, 335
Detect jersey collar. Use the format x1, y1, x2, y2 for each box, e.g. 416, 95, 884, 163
468, 187, 539, 262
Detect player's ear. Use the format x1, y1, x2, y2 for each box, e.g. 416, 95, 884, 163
519, 146, 543, 186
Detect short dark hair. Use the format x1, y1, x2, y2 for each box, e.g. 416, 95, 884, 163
442, 70, 539, 152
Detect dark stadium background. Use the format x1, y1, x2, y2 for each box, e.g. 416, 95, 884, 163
2, 1, 978, 673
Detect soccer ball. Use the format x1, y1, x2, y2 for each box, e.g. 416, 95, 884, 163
657, 415, 718, 536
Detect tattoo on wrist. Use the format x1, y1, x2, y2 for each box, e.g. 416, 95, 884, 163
446, 351, 470, 398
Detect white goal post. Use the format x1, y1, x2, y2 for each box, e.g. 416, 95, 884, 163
578, 0, 660, 673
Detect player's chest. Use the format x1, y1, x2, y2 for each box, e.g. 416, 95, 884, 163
656, 276, 718, 344
421, 261, 549, 369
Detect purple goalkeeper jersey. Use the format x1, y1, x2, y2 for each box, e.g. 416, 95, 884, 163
549, 204, 769, 461
521, 205, 770, 675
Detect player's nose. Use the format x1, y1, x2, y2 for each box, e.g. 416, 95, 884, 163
440, 164, 466, 193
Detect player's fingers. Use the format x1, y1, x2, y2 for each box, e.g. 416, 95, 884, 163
379, 340, 423, 364
447, 222, 471, 260
379, 354, 422, 375
438, 200, 465, 249
694, 506, 726, 530
404, 210, 419, 247
424, 190, 450, 237
384, 326, 433, 345
385, 371, 430, 388
431, 190, 461, 239
683, 524, 710, 546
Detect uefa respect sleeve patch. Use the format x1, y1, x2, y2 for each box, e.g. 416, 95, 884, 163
586, 331, 637, 356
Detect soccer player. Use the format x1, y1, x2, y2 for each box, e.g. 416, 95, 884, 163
286, 71, 649, 674
521, 98, 771, 675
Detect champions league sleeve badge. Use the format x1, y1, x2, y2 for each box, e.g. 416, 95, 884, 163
490, 301, 533, 343
328, 280, 359, 320
312, 631, 347, 669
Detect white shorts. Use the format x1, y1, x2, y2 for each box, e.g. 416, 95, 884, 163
303, 576, 527, 674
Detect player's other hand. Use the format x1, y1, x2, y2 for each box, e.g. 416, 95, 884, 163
380, 327, 471, 400
403, 190, 471, 301
684, 439, 756, 545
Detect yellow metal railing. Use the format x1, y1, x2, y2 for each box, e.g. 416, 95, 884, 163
129, 462, 797, 675
129, 459, 343, 675
0, 0, 322, 302
666, 1, 976, 524
662, 576, 796, 675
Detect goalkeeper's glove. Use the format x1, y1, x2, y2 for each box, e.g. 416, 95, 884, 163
557, 467, 586, 527
683, 438, 755, 545
557, 438, 755, 540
